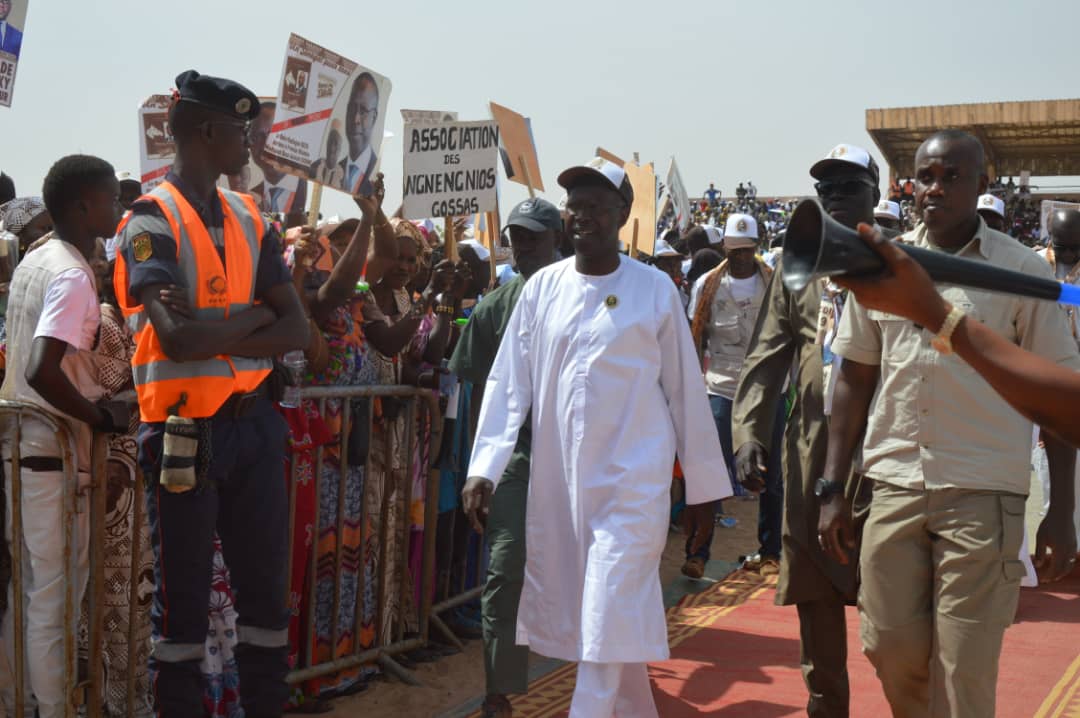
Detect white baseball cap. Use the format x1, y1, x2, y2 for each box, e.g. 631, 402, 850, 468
116, 170, 141, 187
724, 213, 758, 249
557, 157, 634, 206
809, 143, 880, 183
704, 225, 724, 245
874, 200, 901, 221
977, 194, 1005, 219
652, 239, 684, 258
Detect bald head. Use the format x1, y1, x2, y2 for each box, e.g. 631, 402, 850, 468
916, 130, 986, 175
1050, 209, 1080, 268
1050, 209, 1080, 245
913, 129, 989, 238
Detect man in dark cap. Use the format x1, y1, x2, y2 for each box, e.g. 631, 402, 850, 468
114, 70, 309, 718
453, 197, 561, 717
461, 158, 729, 717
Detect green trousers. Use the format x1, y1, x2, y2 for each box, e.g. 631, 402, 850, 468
480, 461, 530, 695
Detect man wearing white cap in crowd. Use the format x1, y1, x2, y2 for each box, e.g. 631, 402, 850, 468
462, 157, 729, 717
686, 213, 784, 578
873, 199, 903, 237
732, 142, 880, 717
977, 192, 1007, 232
651, 238, 688, 307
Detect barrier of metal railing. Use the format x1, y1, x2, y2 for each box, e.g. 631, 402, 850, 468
0, 400, 109, 718
0, 383, 463, 715
285, 384, 443, 688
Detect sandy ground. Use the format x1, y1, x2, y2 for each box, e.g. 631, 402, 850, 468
320, 498, 762, 718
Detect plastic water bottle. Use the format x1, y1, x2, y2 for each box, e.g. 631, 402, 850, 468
280, 350, 307, 408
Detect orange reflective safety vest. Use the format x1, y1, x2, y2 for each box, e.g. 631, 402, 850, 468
114, 181, 273, 422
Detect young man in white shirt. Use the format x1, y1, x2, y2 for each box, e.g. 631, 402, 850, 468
0, 154, 128, 717
687, 213, 784, 577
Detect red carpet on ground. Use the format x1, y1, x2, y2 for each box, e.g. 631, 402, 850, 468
492, 565, 1080, 717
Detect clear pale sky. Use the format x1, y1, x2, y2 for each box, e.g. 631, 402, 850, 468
3, 0, 1079, 222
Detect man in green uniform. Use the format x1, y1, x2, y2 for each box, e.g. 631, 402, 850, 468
452, 198, 561, 718
731, 144, 878, 717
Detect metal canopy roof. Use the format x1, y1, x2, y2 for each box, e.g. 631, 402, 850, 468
866, 99, 1080, 179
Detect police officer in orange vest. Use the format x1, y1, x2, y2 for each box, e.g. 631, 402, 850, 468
114, 70, 310, 717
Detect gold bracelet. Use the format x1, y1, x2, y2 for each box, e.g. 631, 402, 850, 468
435, 304, 455, 316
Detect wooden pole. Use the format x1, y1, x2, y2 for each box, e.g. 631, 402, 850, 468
486, 211, 498, 290
307, 182, 323, 228
445, 216, 457, 263
630, 218, 639, 259
519, 154, 536, 199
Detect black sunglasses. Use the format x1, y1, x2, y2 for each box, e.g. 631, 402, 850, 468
814, 178, 876, 198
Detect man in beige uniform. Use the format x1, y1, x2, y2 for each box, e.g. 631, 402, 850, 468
820, 130, 1080, 717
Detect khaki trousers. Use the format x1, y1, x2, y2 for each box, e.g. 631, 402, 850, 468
858, 481, 1026, 718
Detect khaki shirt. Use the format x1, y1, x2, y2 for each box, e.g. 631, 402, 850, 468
832, 219, 1080, 494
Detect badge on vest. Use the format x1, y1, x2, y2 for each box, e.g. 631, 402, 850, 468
132, 233, 153, 262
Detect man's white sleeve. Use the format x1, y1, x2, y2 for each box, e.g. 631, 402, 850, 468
658, 283, 731, 505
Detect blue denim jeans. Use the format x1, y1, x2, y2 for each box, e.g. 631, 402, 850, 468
686, 394, 785, 562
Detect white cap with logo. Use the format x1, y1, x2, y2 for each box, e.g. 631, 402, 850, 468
809, 143, 880, 184
977, 194, 1005, 219
723, 213, 758, 249
874, 200, 901, 221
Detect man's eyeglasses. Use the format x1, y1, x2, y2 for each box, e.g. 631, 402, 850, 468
814, 178, 876, 198
1051, 242, 1080, 255
201, 120, 252, 138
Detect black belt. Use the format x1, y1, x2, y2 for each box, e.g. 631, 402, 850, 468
16, 456, 64, 472
215, 382, 270, 419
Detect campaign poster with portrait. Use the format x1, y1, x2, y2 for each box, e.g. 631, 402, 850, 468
138, 94, 175, 191
0, 0, 27, 108
264, 33, 392, 198
402, 120, 500, 220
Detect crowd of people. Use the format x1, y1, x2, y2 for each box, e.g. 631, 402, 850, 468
0, 67, 1077, 718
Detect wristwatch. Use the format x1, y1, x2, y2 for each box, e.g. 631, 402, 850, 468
813, 477, 844, 501
930, 303, 966, 355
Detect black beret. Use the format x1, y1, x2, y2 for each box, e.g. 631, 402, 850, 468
174, 70, 260, 122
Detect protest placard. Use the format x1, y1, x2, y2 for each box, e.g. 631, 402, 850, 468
0, 0, 27, 108
138, 94, 175, 191
401, 109, 458, 125
264, 33, 392, 198
666, 158, 692, 232
595, 147, 626, 167
619, 161, 657, 256
490, 102, 543, 193
402, 120, 500, 220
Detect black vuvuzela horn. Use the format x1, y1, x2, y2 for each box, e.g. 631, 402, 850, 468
781, 199, 1080, 305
